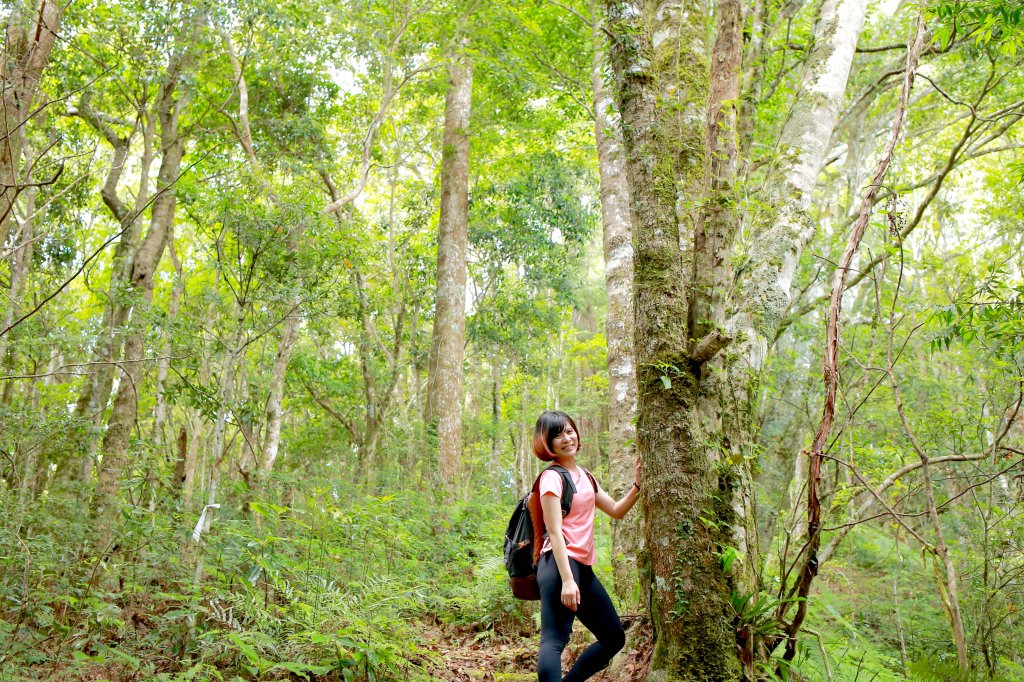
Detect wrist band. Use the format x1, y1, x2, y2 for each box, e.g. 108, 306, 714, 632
632, 481, 640, 491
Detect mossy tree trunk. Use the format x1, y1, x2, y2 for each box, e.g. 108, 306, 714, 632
608, 0, 868, 677
608, 1, 740, 678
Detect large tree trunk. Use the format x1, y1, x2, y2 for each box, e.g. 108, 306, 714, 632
0, 0, 60, 247
608, 1, 735, 677
94, 63, 186, 552
608, 0, 867, 676
425, 52, 472, 489
591, 6, 639, 599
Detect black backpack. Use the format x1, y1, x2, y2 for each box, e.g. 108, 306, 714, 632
503, 464, 598, 600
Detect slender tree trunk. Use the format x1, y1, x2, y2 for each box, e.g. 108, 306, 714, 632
0, 0, 60, 247
94, 62, 186, 553
516, 373, 530, 492
15, 380, 41, 528
490, 358, 501, 493
201, 306, 246, 519
180, 290, 218, 504
260, 310, 299, 473
214, 21, 305, 478
14, 314, 57, 530
152, 232, 182, 444
425, 52, 472, 489
0, 183, 36, 376
890, 326, 970, 671
591, 5, 639, 599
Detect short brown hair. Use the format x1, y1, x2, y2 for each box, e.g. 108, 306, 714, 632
532, 410, 580, 462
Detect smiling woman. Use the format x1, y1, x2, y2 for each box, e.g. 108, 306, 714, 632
526, 410, 641, 682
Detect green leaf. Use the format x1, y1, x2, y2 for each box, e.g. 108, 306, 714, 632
229, 632, 266, 667
271, 661, 333, 679
660, 375, 672, 389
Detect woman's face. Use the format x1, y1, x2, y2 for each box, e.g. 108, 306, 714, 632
551, 424, 578, 457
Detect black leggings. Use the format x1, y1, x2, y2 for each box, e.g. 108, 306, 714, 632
536, 552, 625, 682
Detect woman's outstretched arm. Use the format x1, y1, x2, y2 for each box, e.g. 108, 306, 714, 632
595, 457, 641, 519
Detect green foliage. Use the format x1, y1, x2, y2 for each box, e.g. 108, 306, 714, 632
3, 0, 1024, 677
0, 475, 545, 679
931, 0, 1024, 56
730, 590, 788, 639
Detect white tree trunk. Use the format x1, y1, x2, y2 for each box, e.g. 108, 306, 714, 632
727, 0, 869, 362
591, 11, 640, 597
260, 308, 300, 472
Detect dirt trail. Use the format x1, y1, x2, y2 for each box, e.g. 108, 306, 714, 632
418, 617, 652, 682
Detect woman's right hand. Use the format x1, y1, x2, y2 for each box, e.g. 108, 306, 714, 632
561, 578, 581, 611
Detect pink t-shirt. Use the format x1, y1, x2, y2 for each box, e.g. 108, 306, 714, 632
539, 466, 602, 566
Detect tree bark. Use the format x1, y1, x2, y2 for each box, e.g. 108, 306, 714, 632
94, 61, 186, 552
690, 0, 741, 344
0, 183, 37, 378
591, 4, 639, 600
152, 231, 182, 447
0, 0, 60, 247
425, 52, 472, 489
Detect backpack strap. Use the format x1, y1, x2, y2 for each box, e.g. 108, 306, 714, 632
533, 464, 598, 519
546, 464, 576, 517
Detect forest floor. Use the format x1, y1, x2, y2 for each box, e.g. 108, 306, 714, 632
417, 616, 653, 681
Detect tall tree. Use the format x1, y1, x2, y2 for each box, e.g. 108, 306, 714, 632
590, 6, 639, 596
425, 50, 472, 488
71, 91, 157, 482
94, 53, 188, 552
608, 0, 868, 676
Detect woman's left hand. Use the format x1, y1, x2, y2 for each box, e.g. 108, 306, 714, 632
635, 456, 642, 489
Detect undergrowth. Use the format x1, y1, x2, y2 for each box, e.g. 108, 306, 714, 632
0, 473, 534, 681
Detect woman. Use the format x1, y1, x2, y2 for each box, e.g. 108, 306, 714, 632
527, 410, 641, 682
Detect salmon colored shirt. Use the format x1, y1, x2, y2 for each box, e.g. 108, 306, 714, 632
539, 466, 602, 566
